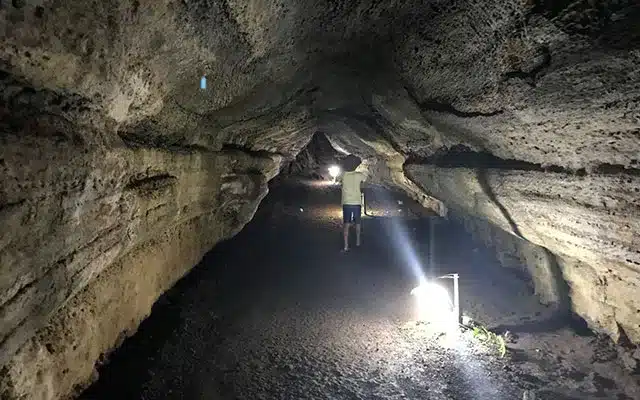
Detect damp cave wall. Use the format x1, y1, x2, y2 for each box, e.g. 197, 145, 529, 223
0, 1, 318, 398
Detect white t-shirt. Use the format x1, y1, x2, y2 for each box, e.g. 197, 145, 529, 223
340, 171, 366, 205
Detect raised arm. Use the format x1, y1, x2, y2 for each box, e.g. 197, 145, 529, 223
359, 172, 371, 188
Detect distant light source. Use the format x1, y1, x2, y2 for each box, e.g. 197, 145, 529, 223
328, 165, 340, 179
200, 76, 207, 90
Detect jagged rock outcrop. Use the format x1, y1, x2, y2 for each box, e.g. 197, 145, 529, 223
1, 0, 639, 398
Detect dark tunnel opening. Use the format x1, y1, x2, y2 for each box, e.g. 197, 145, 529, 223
280, 132, 345, 180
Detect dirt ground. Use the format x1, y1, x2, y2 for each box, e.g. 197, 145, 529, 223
80, 179, 640, 400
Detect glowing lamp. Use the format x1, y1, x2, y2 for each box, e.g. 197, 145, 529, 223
328, 165, 340, 179
411, 274, 460, 327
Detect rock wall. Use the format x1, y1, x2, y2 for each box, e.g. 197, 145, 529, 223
1, 195, 261, 399
0, 2, 314, 397
450, 212, 564, 308
404, 164, 640, 343
451, 204, 640, 350
0, 118, 284, 397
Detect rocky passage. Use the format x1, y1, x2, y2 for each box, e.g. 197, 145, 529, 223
1, 1, 640, 398
79, 181, 639, 400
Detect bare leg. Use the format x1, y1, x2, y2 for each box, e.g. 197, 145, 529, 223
355, 223, 361, 246
343, 223, 351, 251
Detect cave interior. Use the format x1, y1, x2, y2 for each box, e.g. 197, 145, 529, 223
1, 0, 640, 399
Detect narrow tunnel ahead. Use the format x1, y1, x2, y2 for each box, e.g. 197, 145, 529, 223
80, 178, 638, 400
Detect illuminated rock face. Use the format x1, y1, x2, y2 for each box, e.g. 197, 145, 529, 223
1, 1, 639, 398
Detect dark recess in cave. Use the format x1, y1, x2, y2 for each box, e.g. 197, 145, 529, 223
281, 133, 345, 180
406, 144, 640, 177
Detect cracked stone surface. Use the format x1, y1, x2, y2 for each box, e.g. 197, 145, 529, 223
1, 1, 640, 398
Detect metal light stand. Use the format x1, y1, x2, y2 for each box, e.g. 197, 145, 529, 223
362, 191, 372, 217
437, 273, 460, 325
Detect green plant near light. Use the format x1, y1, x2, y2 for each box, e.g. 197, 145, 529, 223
472, 325, 507, 358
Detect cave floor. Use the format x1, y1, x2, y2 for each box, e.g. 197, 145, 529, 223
80, 179, 638, 400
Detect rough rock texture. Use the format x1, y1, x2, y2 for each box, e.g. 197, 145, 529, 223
448, 211, 565, 307
404, 160, 640, 343
1, 0, 639, 398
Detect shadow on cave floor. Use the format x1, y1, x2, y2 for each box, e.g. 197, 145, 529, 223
80, 178, 638, 400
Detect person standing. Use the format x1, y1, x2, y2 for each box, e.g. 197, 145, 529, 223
338, 156, 366, 252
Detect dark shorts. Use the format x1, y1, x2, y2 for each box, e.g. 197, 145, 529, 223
342, 205, 362, 223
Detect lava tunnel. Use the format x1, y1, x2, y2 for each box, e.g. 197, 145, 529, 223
1, 1, 640, 399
